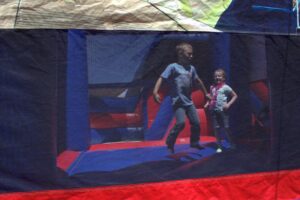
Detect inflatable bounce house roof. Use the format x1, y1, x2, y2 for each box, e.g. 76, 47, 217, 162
0, 0, 300, 199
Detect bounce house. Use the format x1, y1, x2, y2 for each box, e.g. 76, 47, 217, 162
56, 31, 272, 177
1, 0, 300, 199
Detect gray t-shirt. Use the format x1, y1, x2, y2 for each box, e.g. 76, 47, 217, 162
210, 84, 233, 111
161, 63, 199, 106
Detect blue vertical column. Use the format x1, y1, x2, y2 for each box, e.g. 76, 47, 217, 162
229, 35, 253, 138
265, 36, 300, 169
210, 33, 230, 79
66, 30, 90, 150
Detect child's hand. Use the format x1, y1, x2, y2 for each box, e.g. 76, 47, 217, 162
205, 94, 212, 100
223, 103, 230, 110
153, 93, 161, 104
204, 102, 209, 109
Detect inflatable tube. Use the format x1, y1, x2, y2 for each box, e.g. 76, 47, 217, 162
90, 113, 142, 129
90, 127, 144, 144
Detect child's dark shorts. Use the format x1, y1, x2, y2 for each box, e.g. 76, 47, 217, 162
210, 110, 229, 129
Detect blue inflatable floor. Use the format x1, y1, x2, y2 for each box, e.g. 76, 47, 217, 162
66, 141, 232, 176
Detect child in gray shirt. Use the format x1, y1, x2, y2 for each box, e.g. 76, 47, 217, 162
153, 42, 210, 153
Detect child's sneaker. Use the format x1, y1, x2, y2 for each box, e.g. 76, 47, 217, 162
216, 148, 222, 153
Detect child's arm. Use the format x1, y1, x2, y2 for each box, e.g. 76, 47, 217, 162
153, 77, 163, 103
196, 77, 211, 100
204, 101, 209, 109
223, 90, 238, 110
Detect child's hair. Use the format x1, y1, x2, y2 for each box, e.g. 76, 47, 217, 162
176, 42, 192, 56
215, 68, 226, 80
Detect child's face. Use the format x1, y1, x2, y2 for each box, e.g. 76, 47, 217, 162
214, 71, 225, 83
180, 45, 193, 63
